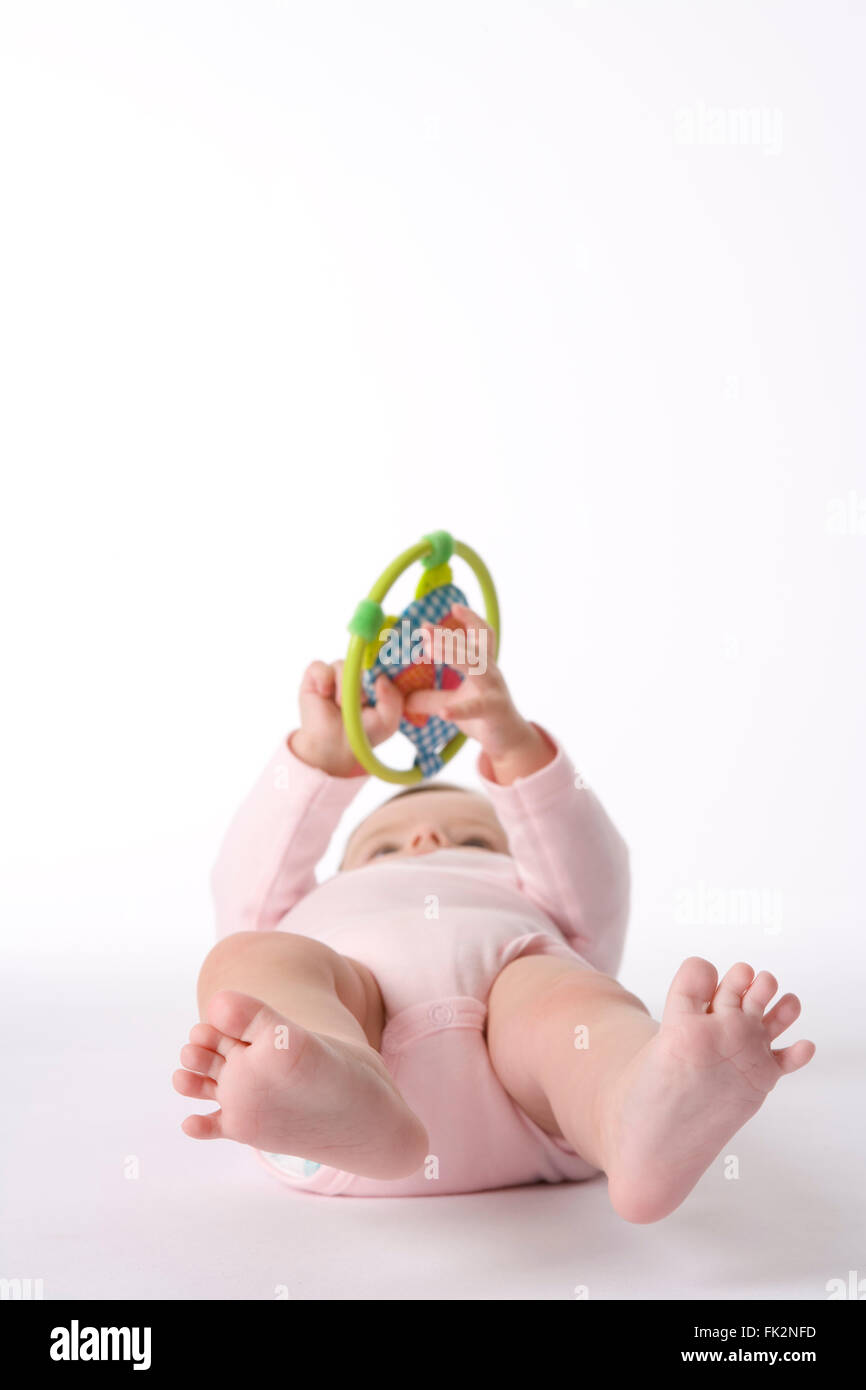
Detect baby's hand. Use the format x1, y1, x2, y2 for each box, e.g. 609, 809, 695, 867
403, 603, 554, 785
290, 660, 403, 778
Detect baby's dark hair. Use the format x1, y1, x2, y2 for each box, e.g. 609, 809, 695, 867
384, 781, 467, 803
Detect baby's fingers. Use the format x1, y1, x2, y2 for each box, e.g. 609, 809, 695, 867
300, 660, 338, 699
372, 673, 402, 725
363, 674, 404, 743
450, 603, 499, 665
404, 688, 455, 720
333, 659, 348, 707
436, 603, 497, 678
404, 687, 485, 724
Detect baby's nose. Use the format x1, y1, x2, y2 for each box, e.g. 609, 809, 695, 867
408, 826, 450, 854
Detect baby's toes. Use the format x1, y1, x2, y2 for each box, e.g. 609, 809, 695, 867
188, 1021, 246, 1067
179, 1043, 225, 1081
189, 1022, 227, 1052
181, 1110, 224, 1141
710, 961, 755, 1012
773, 1038, 816, 1074
173, 1068, 218, 1101
662, 957, 719, 1021
763, 992, 801, 1041
206, 988, 273, 1042
742, 970, 778, 1018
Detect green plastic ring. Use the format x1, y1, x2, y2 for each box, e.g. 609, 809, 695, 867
343, 534, 500, 784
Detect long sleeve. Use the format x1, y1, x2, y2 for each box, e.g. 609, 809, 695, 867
477, 728, 630, 977
210, 736, 368, 939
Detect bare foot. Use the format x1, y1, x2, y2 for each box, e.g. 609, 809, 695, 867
601, 958, 815, 1223
173, 990, 428, 1180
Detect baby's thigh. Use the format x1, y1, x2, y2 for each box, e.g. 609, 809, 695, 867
485, 952, 617, 1133
197, 930, 386, 1046
341, 953, 387, 1049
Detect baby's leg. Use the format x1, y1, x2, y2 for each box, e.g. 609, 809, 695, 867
196, 929, 384, 1049
173, 931, 428, 1179
486, 954, 814, 1223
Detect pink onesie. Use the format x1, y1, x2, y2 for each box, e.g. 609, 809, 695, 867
211, 730, 630, 1197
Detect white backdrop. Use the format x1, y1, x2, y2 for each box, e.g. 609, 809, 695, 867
1, 1, 863, 1302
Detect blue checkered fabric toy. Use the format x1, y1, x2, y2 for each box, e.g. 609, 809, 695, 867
362, 581, 468, 777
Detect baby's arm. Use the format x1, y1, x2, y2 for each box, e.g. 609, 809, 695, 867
211, 660, 402, 937
210, 737, 364, 938
478, 734, 630, 976
405, 604, 629, 975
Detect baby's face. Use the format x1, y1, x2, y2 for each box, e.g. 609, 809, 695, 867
341, 790, 510, 871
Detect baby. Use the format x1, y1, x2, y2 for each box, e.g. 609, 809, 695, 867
173, 603, 814, 1220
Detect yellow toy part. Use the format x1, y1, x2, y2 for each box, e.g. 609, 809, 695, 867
362, 614, 400, 670
415, 563, 453, 600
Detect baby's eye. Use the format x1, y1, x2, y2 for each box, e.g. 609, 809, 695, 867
369, 844, 399, 860
460, 837, 492, 850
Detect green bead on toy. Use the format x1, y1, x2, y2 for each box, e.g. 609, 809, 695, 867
342, 532, 500, 785
347, 598, 386, 643
420, 530, 454, 569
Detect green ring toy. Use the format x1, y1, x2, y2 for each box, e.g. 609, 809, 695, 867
343, 532, 500, 784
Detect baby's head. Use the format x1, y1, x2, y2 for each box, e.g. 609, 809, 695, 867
340, 783, 509, 871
